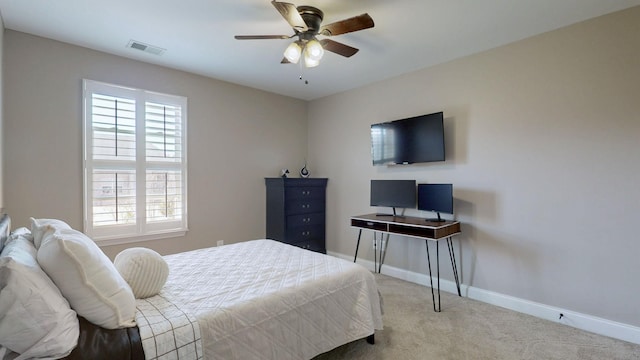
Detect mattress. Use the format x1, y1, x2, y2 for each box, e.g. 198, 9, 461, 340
137, 239, 383, 360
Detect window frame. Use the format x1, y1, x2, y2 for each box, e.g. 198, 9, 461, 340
82, 79, 188, 245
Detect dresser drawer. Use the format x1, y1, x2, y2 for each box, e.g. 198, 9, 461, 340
285, 186, 325, 200
287, 212, 324, 227
286, 199, 325, 214
286, 224, 325, 244
291, 239, 326, 253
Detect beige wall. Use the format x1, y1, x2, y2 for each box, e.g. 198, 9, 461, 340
3, 31, 308, 258
308, 7, 640, 326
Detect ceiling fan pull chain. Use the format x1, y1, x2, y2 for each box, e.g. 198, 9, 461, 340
298, 61, 309, 85
299, 57, 303, 80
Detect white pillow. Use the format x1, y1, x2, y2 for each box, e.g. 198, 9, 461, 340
114, 248, 169, 299
10, 227, 32, 237
5, 227, 34, 247
30, 217, 71, 249
37, 228, 136, 329
0, 235, 79, 358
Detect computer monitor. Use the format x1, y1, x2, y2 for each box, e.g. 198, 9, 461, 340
417, 184, 453, 222
370, 180, 416, 216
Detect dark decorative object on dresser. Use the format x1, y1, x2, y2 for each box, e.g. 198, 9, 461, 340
265, 178, 328, 253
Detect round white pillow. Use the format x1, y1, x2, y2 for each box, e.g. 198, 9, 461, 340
114, 248, 169, 299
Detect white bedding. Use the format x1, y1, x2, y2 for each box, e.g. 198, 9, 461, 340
138, 239, 383, 360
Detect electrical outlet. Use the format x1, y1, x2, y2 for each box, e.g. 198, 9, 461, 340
217, 240, 224, 247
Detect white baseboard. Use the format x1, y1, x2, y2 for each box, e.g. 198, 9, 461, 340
328, 251, 640, 345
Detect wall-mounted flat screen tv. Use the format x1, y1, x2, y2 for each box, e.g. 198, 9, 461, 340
370, 180, 416, 215
371, 111, 445, 165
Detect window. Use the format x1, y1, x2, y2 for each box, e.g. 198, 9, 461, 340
83, 79, 187, 244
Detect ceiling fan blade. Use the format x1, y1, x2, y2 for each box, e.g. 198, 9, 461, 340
280, 57, 291, 64
320, 39, 359, 57
234, 35, 291, 40
271, 1, 308, 32
319, 13, 374, 36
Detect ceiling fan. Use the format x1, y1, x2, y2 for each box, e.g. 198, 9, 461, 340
235, 1, 374, 68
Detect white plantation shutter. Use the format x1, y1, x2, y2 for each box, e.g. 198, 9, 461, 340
145, 101, 184, 224
83, 80, 187, 243
91, 94, 136, 161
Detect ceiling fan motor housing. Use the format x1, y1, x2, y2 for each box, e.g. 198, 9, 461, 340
297, 6, 323, 35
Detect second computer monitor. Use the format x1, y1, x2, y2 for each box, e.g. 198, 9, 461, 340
418, 184, 453, 220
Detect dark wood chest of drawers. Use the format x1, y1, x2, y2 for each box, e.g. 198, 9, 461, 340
265, 177, 328, 253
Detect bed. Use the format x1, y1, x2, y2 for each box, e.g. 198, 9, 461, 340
0, 214, 383, 359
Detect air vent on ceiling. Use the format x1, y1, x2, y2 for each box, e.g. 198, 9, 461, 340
126, 40, 165, 56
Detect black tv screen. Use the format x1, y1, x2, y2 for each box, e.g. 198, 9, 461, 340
417, 184, 453, 215
371, 111, 445, 165
370, 180, 416, 209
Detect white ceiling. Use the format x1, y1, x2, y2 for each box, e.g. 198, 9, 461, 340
1, 0, 639, 101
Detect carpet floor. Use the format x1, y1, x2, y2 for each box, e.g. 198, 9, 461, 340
314, 274, 640, 360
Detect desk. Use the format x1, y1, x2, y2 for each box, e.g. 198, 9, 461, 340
351, 213, 461, 312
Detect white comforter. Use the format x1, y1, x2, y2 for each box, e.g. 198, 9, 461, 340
137, 239, 383, 360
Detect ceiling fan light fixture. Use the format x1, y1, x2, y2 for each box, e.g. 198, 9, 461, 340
304, 56, 320, 68
283, 41, 302, 63
304, 38, 324, 61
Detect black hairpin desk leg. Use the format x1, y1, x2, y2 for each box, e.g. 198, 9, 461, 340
447, 237, 461, 296
378, 233, 389, 273
426, 237, 461, 312
425, 240, 440, 312
354, 229, 362, 263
